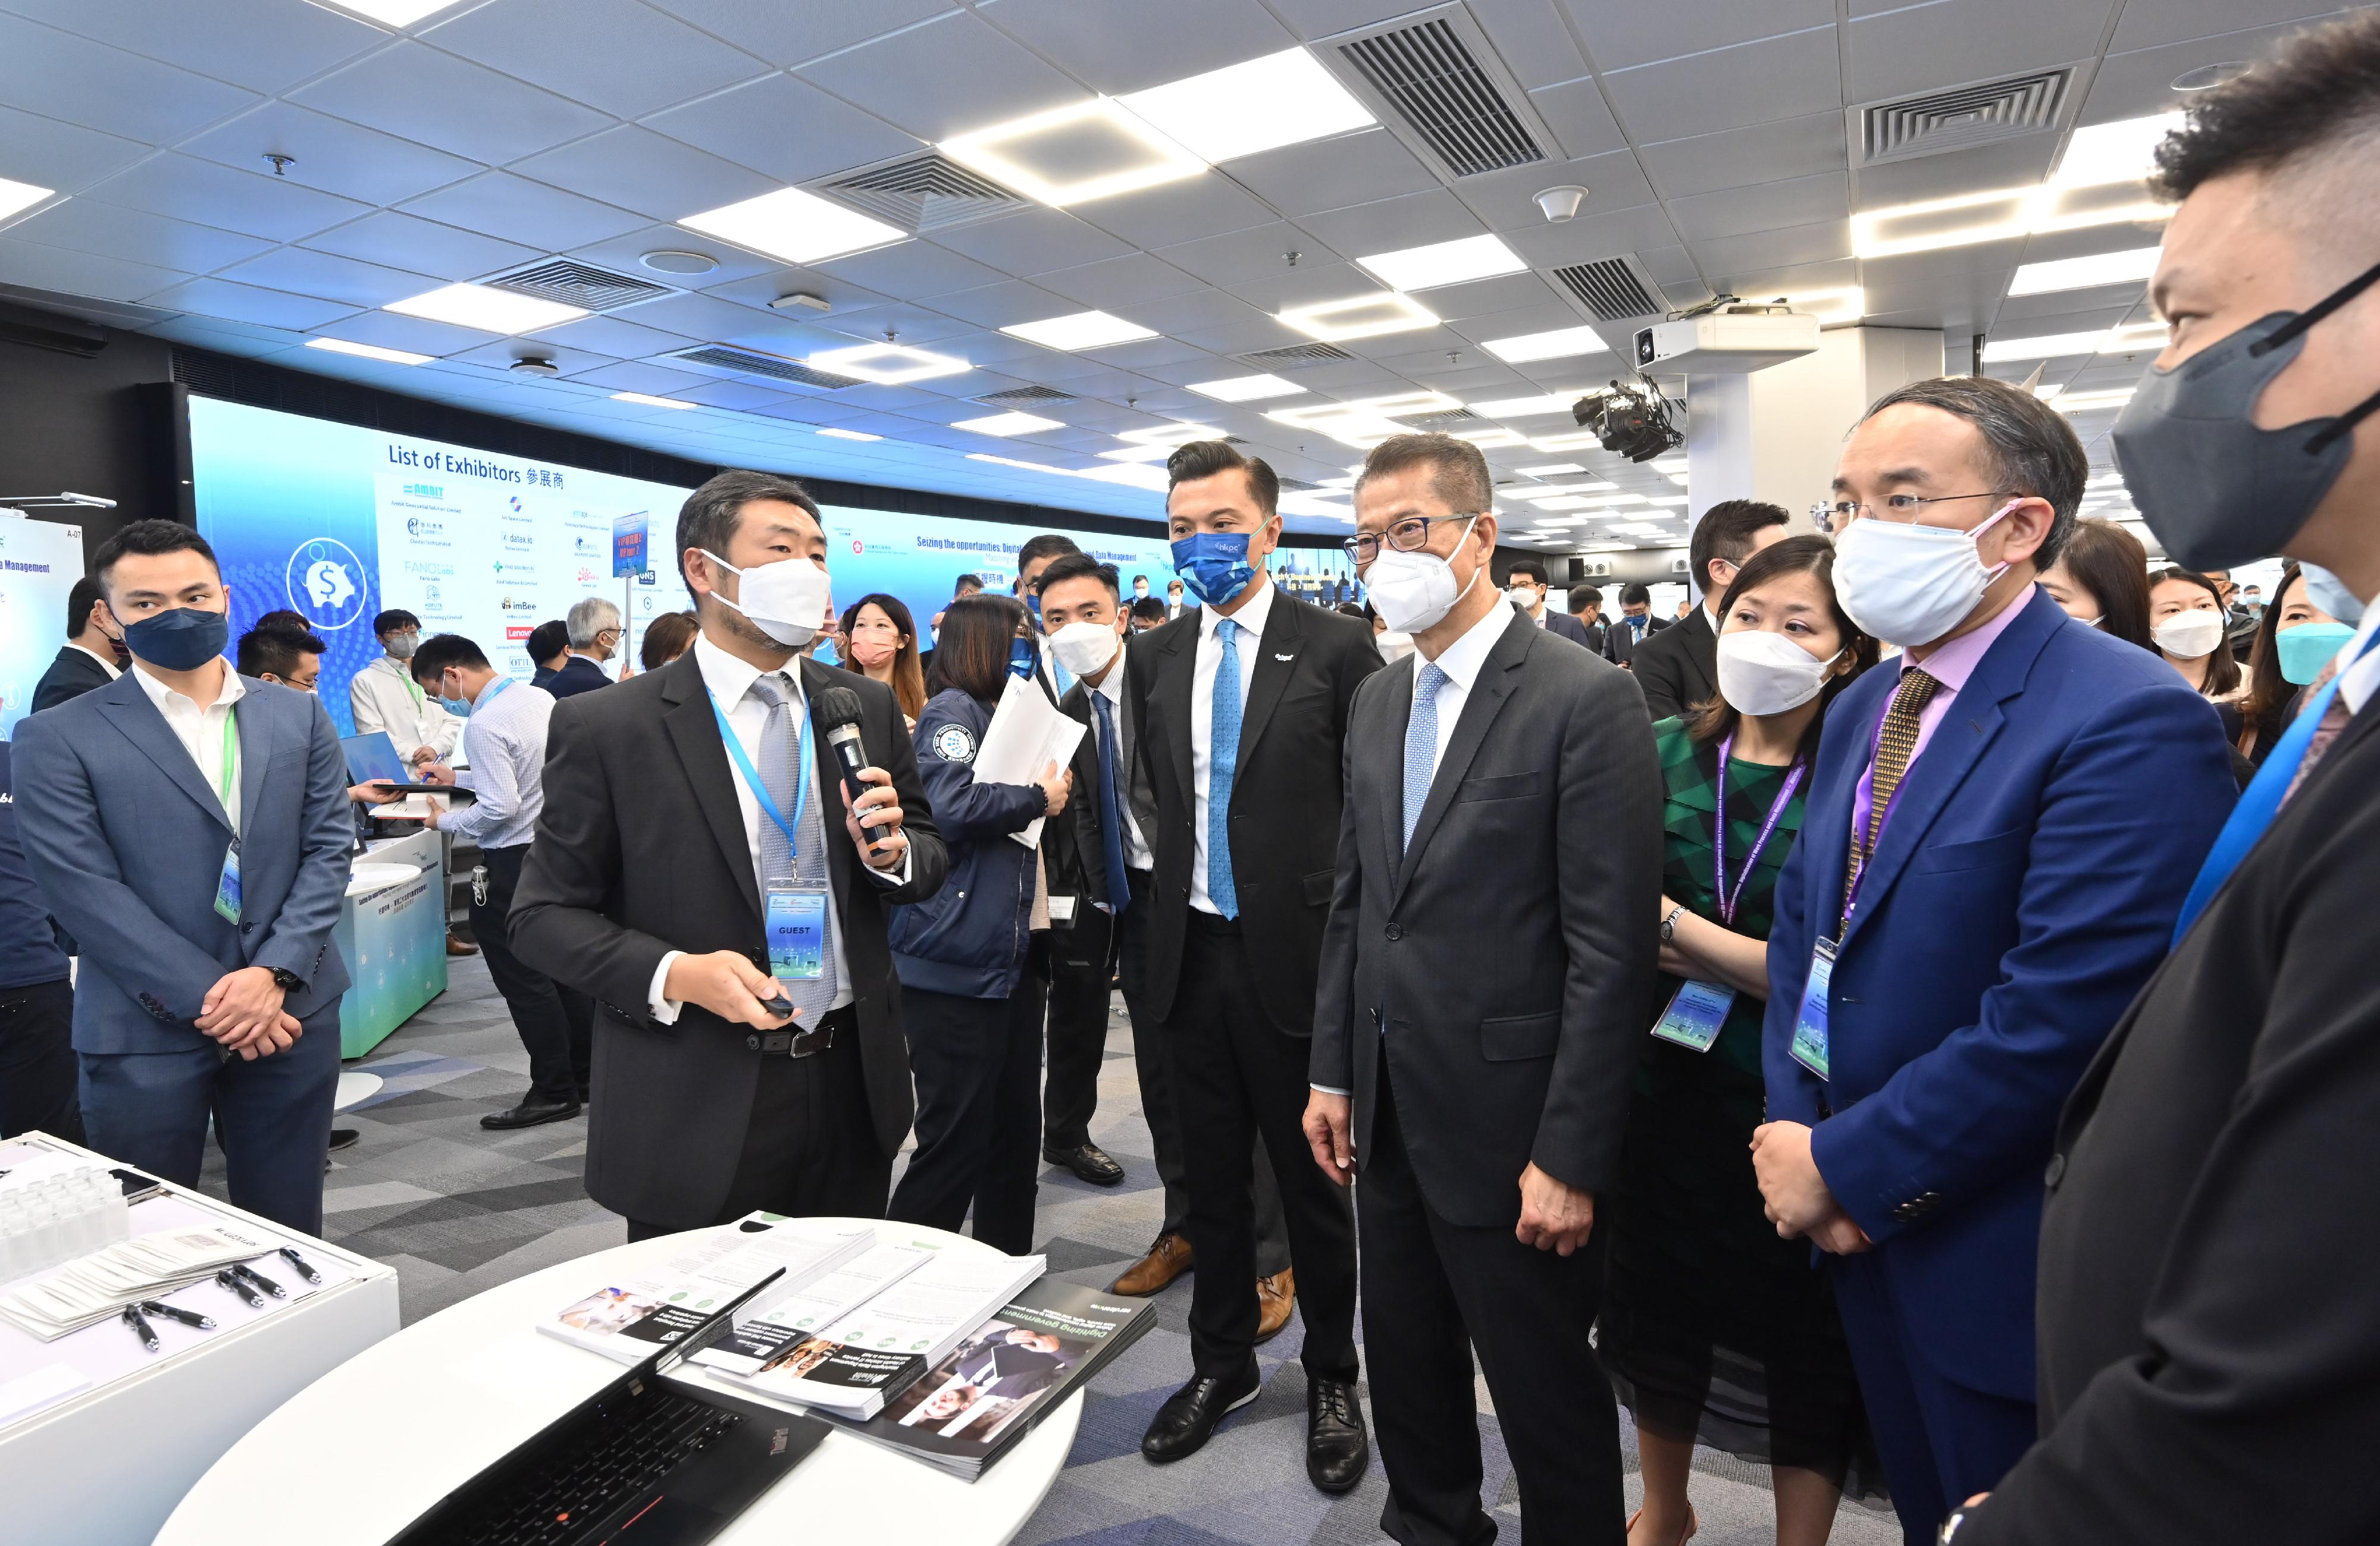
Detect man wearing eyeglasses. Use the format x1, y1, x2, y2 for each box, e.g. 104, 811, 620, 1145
1752, 376, 2235, 1544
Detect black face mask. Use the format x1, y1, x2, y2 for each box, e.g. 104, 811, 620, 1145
2113, 256, 2380, 570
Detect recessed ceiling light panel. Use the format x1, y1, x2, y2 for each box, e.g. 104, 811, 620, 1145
816, 427, 882, 441
954, 410, 1065, 436
805, 341, 971, 385
1187, 373, 1304, 403
1980, 320, 2165, 362
305, 337, 430, 365
1116, 48, 1375, 163
384, 283, 587, 335
2009, 246, 2162, 295
2052, 113, 2183, 189
312, 0, 466, 25
0, 175, 55, 221
1515, 462, 1583, 476
1354, 233, 1526, 292
612, 391, 697, 409
1481, 325, 1607, 363
1279, 291, 1439, 342
942, 98, 1205, 208
1473, 394, 1583, 418
679, 187, 907, 265
999, 311, 1157, 350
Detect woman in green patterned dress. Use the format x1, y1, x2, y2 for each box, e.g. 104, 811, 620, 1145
1601, 535, 1879, 1546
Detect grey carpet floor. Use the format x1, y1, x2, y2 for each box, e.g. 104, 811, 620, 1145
198, 958, 1902, 1546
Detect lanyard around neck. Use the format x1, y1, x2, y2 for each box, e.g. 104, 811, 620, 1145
708, 683, 813, 857
216, 704, 239, 818
1712, 736, 1803, 927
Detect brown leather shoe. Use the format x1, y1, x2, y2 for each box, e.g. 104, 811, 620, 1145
1110, 1231, 1193, 1296
446, 930, 478, 957
1254, 1267, 1295, 1343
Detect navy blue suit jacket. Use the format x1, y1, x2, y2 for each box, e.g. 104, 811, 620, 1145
1761, 587, 2234, 1400
12, 671, 353, 1053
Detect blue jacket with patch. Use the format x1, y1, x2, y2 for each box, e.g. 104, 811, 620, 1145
890, 688, 1044, 998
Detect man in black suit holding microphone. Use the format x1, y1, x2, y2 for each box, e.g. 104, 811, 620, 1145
1307, 433, 1661, 1546
1126, 441, 1382, 1491
512, 470, 946, 1238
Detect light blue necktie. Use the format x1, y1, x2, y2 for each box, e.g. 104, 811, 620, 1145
1403, 662, 1448, 850
1051, 654, 1074, 697
1208, 617, 1241, 918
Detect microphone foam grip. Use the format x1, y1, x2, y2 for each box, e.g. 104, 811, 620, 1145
812, 683, 866, 730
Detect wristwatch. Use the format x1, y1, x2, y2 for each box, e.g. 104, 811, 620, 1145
1938, 1506, 1974, 1543
1659, 904, 1687, 943
268, 967, 304, 993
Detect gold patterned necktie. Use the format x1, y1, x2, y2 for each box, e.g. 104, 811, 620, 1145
1843, 666, 1941, 928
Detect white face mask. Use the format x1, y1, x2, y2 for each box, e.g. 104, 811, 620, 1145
702, 550, 829, 647
2152, 607, 2226, 660
1364, 518, 1480, 635
1047, 620, 1120, 679
1375, 629, 1416, 663
1832, 501, 2016, 647
1507, 585, 1539, 610
1715, 628, 1840, 717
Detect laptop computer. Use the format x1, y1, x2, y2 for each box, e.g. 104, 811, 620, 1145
341, 730, 469, 797
385, 1268, 828, 1546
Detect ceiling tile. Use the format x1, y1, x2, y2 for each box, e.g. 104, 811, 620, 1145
565, 224, 781, 288
814, 240, 1010, 298
803, 300, 978, 344
1224, 129, 1437, 218
1686, 217, 1851, 273
1458, 150, 1659, 233
0, 234, 191, 304
1294, 190, 1486, 256
215, 245, 444, 307
1465, 0, 1593, 90
1640, 111, 1847, 198
1423, 271, 1571, 322
180, 101, 484, 207
532, 312, 704, 358
793, 10, 1085, 141
141, 276, 359, 330
511, 124, 779, 222
1526, 77, 1629, 160
2107, 0, 2349, 52
292, 306, 500, 357
1032, 253, 1206, 309
697, 267, 895, 315
422, 0, 767, 120
1558, 0, 1834, 70
84, 153, 374, 243
1601, 25, 1843, 143
622, 290, 853, 349
1711, 255, 1859, 301
1633, 244, 1704, 288
978, 0, 1296, 95
399, 171, 649, 252
0, 0, 381, 96
300, 210, 541, 283
1850, 134, 2059, 208
1665, 170, 1849, 242
442, 338, 621, 377
1075, 175, 1277, 252
0, 12, 261, 146
644, 0, 957, 70
571, 360, 717, 394
640, 73, 920, 185
1265, 0, 1435, 36
1846, 0, 2115, 104
1153, 221, 1317, 288
1127, 287, 1270, 335
0, 102, 150, 196
4, 198, 272, 273
1220, 261, 1371, 312
2078, 19, 2325, 124
917, 278, 1072, 327
922, 211, 1133, 278
289, 41, 615, 165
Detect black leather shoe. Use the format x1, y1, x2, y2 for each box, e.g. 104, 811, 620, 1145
327, 1128, 359, 1153
1306, 1375, 1368, 1494
1043, 1140, 1125, 1186
481, 1099, 581, 1130
1141, 1362, 1260, 1463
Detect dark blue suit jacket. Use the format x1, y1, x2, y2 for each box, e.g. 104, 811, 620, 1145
1761, 587, 2234, 1400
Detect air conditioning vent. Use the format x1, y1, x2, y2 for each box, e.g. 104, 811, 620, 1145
1577, 557, 1614, 578
970, 385, 1077, 406
1403, 407, 1479, 430
666, 344, 863, 391
1335, 15, 1546, 178
487, 259, 671, 313
822, 152, 1030, 233
1859, 69, 2071, 165
1552, 258, 1669, 323
1236, 341, 1354, 366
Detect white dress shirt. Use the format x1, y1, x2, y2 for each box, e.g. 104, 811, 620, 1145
131, 661, 245, 830
1087, 643, 1152, 873
65, 642, 121, 681
349, 654, 460, 760
439, 677, 553, 848
1189, 575, 1274, 915
2335, 598, 2380, 715
1407, 597, 1512, 789
647, 634, 907, 1022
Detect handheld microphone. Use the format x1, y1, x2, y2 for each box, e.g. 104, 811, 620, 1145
812, 685, 888, 854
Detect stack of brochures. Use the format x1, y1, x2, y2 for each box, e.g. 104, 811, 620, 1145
0, 1224, 286, 1340
539, 1214, 875, 1363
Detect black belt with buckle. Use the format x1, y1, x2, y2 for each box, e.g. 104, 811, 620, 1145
747, 1006, 854, 1057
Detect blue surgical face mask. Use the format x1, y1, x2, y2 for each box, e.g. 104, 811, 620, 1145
121, 605, 230, 672
2278, 620, 2357, 685
2298, 562, 2368, 625
1172, 532, 1257, 607
1009, 637, 1036, 680
1025, 593, 1042, 627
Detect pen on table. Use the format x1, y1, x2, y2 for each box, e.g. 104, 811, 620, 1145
121, 1304, 160, 1354
277, 1247, 322, 1285
139, 1300, 216, 1330
230, 1262, 287, 1300
216, 1269, 265, 1309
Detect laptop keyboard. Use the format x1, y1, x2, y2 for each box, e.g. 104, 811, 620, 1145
434, 1386, 743, 1545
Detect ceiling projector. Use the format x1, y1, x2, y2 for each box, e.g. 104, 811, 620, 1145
1633, 305, 1821, 373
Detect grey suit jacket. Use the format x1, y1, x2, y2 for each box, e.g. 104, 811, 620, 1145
1311, 607, 1662, 1225
12, 671, 353, 1053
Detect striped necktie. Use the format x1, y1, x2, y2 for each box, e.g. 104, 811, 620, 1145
1844, 667, 1940, 916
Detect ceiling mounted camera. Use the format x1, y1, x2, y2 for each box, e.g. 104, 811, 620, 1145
1571, 379, 1684, 463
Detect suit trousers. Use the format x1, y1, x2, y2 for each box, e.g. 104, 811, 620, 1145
80, 1000, 342, 1236
890, 946, 1048, 1256
476, 843, 591, 1105
1168, 912, 1356, 1380
624, 1006, 888, 1240
1117, 880, 1288, 1271
1041, 928, 1110, 1153
0, 977, 81, 1143
1828, 1251, 2036, 1546
1361, 1055, 1623, 1546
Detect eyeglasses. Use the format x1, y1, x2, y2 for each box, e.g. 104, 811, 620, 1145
1809, 491, 2012, 534
1341, 513, 1480, 565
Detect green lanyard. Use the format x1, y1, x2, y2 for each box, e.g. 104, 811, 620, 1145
216, 705, 240, 834
401, 669, 424, 711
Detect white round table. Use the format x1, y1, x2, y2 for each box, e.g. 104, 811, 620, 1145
155, 1223, 1081, 1546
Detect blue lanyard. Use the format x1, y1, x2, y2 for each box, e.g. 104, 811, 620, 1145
707, 686, 812, 856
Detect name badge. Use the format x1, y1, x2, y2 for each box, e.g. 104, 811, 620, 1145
1790, 936, 1837, 1080
1651, 979, 1734, 1053
213, 839, 243, 925
765, 886, 829, 981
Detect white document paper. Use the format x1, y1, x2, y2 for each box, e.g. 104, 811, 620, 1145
972, 674, 1085, 850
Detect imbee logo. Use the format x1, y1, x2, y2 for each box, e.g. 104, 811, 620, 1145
284, 538, 367, 631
